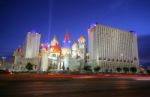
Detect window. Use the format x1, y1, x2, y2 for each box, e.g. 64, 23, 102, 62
134, 57, 137, 60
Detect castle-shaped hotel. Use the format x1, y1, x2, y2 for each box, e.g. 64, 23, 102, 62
13, 24, 139, 72
13, 31, 86, 72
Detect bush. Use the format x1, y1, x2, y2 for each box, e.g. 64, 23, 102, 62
26, 62, 33, 71
94, 66, 100, 73
48, 66, 52, 71
130, 67, 137, 73
116, 67, 122, 72
146, 70, 150, 74
123, 67, 129, 73
84, 65, 92, 71
62, 64, 65, 70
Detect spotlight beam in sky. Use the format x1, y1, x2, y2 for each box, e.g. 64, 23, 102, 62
48, 0, 53, 43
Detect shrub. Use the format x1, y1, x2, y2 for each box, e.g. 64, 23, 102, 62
94, 66, 100, 73
130, 67, 137, 73
123, 67, 129, 73
26, 62, 33, 71
146, 70, 150, 74
116, 67, 122, 72
84, 65, 92, 71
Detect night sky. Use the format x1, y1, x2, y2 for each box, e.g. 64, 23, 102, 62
0, 0, 150, 64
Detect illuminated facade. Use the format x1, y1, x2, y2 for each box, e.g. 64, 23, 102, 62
78, 36, 86, 59
40, 47, 49, 71
88, 24, 139, 72
13, 47, 23, 70
72, 40, 78, 58
13, 31, 86, 72
13, 24, 139, 73
24, 32, 41, 58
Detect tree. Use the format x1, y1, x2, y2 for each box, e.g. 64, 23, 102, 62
62, 64, 65, 70
116, 67, 122, 72
26, 62, 33, 71
67, 67, 69, 71
123, 67, 129, 73
48, 66, 52, 71
94, 66, 100, 73
84, 65, 92, 71
146, 70, 150, 75
130, 67, 137, 73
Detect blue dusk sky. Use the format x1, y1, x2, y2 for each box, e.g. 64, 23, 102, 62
0, 0, 150, 64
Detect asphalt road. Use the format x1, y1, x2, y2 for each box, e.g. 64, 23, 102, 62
0, 78, 150, 97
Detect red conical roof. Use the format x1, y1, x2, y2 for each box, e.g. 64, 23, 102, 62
64, 32, 70, 42
51, 43, 61, 53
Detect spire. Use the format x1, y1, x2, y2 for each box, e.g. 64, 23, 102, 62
53, 35, 57, 40
63, 32, 70, 43
51, 35, 58, 46
62, 32, 71, 48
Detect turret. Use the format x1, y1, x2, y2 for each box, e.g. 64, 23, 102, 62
62, 32, 71, 48
50, 35, 59, 47
13, 47, 23, 65
40, 45, 49, 72
71, 40, 78, 58
78, 35, 85, 49
78, 35, 86, 59
62, 32, 71, 56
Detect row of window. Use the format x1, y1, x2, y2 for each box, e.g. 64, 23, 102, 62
98, 57, 137, 63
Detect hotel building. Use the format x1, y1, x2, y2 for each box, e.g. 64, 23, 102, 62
88, 24, 139, 72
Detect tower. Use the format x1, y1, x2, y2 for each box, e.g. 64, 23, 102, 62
13, 47, 22, 65
62, 32, 71, 56
63, 32, 70, 43
24, 32, 41, 58
71, 40, 78, 58
49, 35, 61, 59
50, 35, 58, 47
78, 35, 86, 59
40, 46, 48, 72
13, 47, 23, 70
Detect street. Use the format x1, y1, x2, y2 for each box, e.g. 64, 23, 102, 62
0, 76, 150, 97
